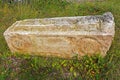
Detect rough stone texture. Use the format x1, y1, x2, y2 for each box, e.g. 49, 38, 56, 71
4, 12, 115, 58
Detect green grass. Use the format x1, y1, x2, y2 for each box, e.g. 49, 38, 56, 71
0, 0, 120, 80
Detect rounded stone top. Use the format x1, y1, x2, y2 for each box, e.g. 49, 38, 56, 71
4, 12, 115, 36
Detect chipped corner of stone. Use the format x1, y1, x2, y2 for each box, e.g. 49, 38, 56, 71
103, 12, 114, 21
102, 12, 115, 26
102, 12, 115, 36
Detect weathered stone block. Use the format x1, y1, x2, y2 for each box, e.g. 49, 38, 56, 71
4, 12, 115, 58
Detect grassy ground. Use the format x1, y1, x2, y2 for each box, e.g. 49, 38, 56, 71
0, 0, 120, 80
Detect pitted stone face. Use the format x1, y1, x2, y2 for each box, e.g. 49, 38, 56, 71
4, 12, 115, 58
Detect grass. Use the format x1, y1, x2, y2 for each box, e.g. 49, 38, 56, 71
0, 0, 120, 79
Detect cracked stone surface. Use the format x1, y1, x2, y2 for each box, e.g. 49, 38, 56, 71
4, 12, 115, 58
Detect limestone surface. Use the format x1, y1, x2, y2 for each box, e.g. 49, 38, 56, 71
4, 12, 115, 58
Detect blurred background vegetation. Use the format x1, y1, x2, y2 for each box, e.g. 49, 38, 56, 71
0, 0, 120, 80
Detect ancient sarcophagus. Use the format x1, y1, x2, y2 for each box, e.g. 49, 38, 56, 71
4, 12, 115, 58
